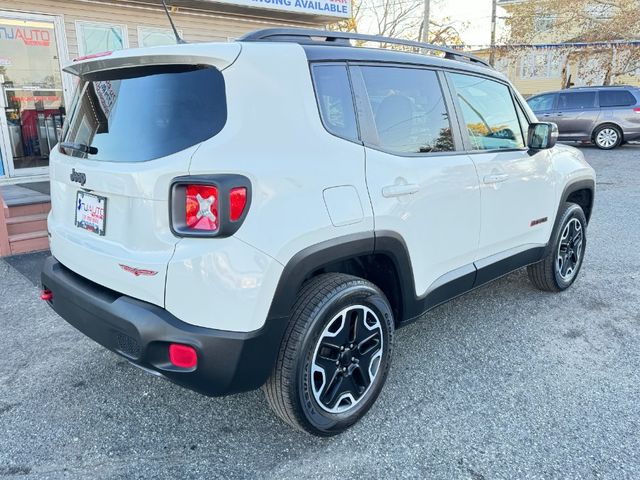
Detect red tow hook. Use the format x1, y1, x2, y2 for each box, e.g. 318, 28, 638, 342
40, 290, 53, 301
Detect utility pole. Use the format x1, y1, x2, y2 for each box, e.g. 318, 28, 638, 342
421, 0, 430, 43
489, 0, 497, 65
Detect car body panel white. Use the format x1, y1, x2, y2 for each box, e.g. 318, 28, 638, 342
188, 43, 374, 267
165, 236, 284, 332
323, 186, 365, 227
47, 146, 199, 306
364, 147, 481, 297
470, 148, 556, 260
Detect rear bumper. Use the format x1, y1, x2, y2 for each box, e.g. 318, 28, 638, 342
41, 256, 287, 396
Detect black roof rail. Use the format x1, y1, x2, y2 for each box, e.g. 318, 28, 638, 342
238, 28, 493, 69
569, 84, 634, 89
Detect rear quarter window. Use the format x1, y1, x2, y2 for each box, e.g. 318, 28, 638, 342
63, 65, 226, 162
311, 64, 359, 142
598, 89, 637, 107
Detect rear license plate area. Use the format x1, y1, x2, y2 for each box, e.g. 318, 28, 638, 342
75, 191, 107, 236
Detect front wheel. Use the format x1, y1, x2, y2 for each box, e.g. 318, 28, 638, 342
264, 273, 394, 436
528, 202, 588, 292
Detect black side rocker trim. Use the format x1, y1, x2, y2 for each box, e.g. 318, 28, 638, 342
42, 256, 287, 397
265, 230, 547, 330
375, 231, 545, 324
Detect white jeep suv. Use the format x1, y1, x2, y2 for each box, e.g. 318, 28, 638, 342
41, 28, 595, 436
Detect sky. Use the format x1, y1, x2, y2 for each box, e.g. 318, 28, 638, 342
433, 0, 506, 47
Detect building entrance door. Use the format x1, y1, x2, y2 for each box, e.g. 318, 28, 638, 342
0, 11, 67, 179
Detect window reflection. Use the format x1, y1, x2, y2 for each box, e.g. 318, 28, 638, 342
451, 73, 525, 151
64, 66, 227, 162
360, 66, 454, 154
0, 17, 64, 171
313, 65, 359, 141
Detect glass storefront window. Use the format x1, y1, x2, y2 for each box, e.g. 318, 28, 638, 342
76, 21, 127, 56
138, 26, 179, 47
0, 16, 65, 173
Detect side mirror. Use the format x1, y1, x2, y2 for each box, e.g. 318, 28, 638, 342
528, 122, 558, 150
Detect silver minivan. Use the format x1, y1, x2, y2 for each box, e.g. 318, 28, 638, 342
527, 86, 640, 149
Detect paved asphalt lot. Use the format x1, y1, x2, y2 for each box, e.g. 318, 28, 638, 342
1, 144, 639, 479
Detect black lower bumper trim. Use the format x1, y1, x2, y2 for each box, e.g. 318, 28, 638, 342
41, 256, 287, 397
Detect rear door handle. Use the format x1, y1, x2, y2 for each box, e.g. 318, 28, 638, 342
483, 173, 509, 184
382, 184, 420, 198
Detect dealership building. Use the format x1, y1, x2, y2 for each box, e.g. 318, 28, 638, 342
0, 0, 348, 255
0, 0, 349, 181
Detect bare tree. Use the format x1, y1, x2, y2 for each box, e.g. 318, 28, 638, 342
329, 0, 465, 46
502, 0, 640, 84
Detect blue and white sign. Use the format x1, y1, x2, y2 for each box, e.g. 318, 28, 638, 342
210, 0, 351, 18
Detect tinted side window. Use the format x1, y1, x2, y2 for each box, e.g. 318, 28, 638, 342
527, 93, 555, 111
312, 65, 358, 142
599, 90, 636, 107
557, 91, 596, 110
359, 66, 454, 154
450, 73, 525, 150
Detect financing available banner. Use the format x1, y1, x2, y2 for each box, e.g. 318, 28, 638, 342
211, 0, 351, 18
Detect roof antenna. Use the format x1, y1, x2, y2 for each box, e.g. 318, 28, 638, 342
160, 0, 186, 44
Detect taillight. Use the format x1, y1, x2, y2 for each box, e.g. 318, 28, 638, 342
185, 185, 218, 231
170, 175, 251, 238
229, 187, 247, 221
633, 108, 640, 113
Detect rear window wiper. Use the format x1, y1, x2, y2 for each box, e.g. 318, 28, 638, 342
60, 141, 98, 155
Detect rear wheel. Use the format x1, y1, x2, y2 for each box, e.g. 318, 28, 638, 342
593, 124, 622, 149
528, 202, 587, 292
264, 273, 394, 436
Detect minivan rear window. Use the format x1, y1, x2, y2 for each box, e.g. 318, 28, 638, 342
63, 65, 226, 162
599, 89, 636, 107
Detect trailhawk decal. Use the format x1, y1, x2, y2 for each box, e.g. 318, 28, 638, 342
530, 217, 548, 227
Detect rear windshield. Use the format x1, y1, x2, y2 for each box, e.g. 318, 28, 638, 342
62, 65, 226, 162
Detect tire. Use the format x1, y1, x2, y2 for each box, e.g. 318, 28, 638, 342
593, 124, 622, 150
527, 202, 587, 292
264, 273, 394, 436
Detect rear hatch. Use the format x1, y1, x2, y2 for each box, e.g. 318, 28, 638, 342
48, 44, 239, 306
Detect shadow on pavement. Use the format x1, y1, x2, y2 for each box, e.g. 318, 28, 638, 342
2, 250, 50, 287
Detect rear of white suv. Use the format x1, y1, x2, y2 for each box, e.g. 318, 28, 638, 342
42, 42, 291, 396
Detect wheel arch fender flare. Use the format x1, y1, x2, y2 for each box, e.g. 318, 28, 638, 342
561, 178, 595, 221
546, 178, 595, 255
265, 231, 417, 324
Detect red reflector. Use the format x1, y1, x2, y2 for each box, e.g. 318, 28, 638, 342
229, 187, 247, 221
73, 51, 113, 62
169, 344, 198, 369
40, 290, 53, 301
185, 184, 218, 231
